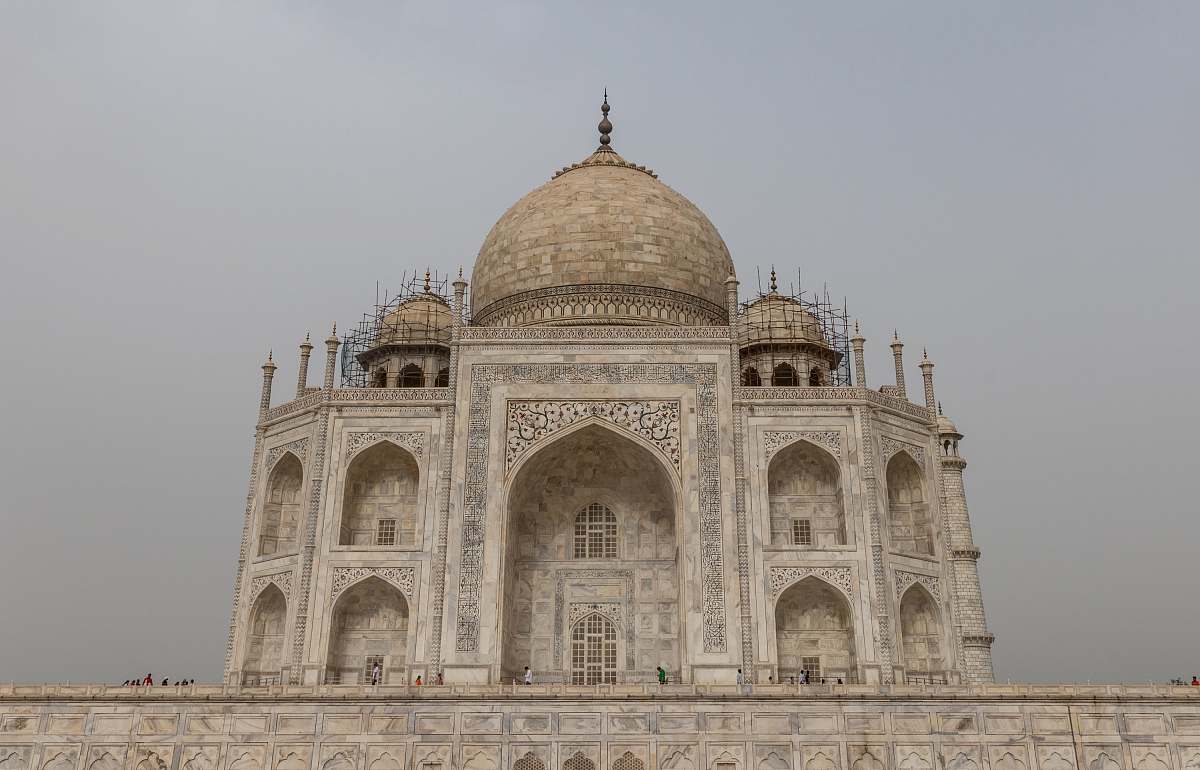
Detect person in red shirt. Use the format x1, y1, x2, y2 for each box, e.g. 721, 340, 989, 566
1191, 675, 1198, 686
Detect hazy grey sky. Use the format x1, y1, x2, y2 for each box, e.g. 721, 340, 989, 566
1, 2, 1197, 684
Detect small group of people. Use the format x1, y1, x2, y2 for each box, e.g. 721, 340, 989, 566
365, 660, 444, 686
121, 674, 195, 687
735, 669, 842, 686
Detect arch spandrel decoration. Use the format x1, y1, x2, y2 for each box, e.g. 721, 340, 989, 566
249, 571, 293, 602
345, 431, 425, 462
457, 363, 725, 655
568, 602, 622, 629
330, 567, 415, 603
265, 438, 309, 472
895, 569, 942, 603
880, 435, 927, 468
763, 430, 843, 461
506, 400, 681, 474
768, 566, 854, 600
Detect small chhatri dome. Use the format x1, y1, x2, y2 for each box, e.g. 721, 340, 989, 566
470, 93, 735, 327
737, 292, 829, 348
375, 293, 453, 347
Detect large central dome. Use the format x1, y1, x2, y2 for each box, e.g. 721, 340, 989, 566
470, 98, 735, 327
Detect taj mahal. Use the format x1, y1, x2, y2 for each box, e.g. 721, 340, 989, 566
2, 98, 1197, 770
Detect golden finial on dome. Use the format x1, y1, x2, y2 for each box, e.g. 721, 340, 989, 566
598, 89, 613, 148
769, 266, 778, 293
424, 269, 431, 293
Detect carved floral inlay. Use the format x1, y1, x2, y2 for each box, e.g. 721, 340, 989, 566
250, 571, 293, 601
506, 400, 681, 473
568, 602, 623, 628
763, 430, 843, 460
894, 569, 942, 603
769, 566, 854, 599
880, 435, 926, 467
266, 438, 308, 471
345, 431, 424, 461
330, 567, 415, 601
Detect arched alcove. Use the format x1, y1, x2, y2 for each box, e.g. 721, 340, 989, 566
772, 362, 798, 386
886, 453, 933, 555
242, 584, 286, 683
339, 442, 420, 547
325, 576, 409, 684
398, 363, 423, 388
501, 424, 680, 683
767, 441, 845, 546
774, 577, 856, 682
258, 454, 302, 557
742, 367, 762, 386
899, 586, 945, 680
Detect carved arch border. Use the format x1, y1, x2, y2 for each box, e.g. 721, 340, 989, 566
456, 362, 726, 654
762, 430, 844, 463
344, 431, 425, 463
880, 436, 927, 468
768, 566, 855, 602
249, 571, 293, 603
894, 569, 943, 604
265, 438, 309, 474
505, 400, 682, 476
329, 567, 416, 605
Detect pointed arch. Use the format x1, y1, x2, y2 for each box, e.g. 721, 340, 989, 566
338, 440, 420, 547
774, 575, 857, 683
899, 583, 946, 682
767, 439, 845, 546
325, 575, 409, 684
398, 363, 423, 388
242, 583, 287, 684
570, 611, 619, 684
772, 362, 798, 386
742, 367, 762, 386
258, 452, 303, 557
886, 452, 933, 555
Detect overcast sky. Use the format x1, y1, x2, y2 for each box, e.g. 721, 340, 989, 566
1, 2, 1197, 684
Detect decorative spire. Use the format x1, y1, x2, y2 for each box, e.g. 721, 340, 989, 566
598, 89, 613, 148
938, 401, 943, 415
423, 269, 432, 293
769, 266, 778, 293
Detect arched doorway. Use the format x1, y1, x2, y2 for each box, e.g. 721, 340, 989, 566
569, 612, 618, 684
774, 577, 857, 682
899, 585, 945, 682
886, 453, 933, 555
325, 577, 409, 684
241, 584, 286, 684
766, 440, 845, 547
258, 454, 302, 557
501, 424, 680, 683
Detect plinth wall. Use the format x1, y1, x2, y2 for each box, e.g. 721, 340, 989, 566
3, 685, 1200, 770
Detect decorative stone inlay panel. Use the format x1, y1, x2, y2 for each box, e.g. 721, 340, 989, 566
456, 363, 725, 654
345, 431, 424, 461
266, 439, 308, 471
249, 571, 293, 601
880, 436, 927, 467
266, 392, 323, 421
856, 406, 895, 682
768, 566, 854, 599
553, 571, 634, 671
762, 430, 843, 461
331, 388, 450, 403
894, 570, 942, 603
330, 567, 415, 602
506, 401, 681, 473
568, 602, 623, 629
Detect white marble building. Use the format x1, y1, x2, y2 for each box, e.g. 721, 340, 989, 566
224, 97, 995, 689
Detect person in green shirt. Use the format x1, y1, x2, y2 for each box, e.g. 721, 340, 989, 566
657, 666, 666, 684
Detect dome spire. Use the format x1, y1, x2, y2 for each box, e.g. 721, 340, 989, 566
769, 266, 778, 293
598, 89, 613, 149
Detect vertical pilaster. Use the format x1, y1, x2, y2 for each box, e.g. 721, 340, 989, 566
937, 416, 995, 682
890, 333, 906, 398
296, 334, 313, 398
725, 276, 755, 677
855, 406, 895, 683
428, 272, 467, 676
918, 350, 936, 414
223, 353, 277, 681
289, 326, 339, 683
851, 322, 867, 389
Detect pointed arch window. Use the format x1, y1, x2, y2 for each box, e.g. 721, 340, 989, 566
772, 362, 798, 386
398, 364, 423, 388
570, 612, 617, 684
573, 503, 617, 559
742, 367, 762, 386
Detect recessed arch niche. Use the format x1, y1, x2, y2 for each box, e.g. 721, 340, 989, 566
324, 576, 409, 684
241, 583, 286, 684
767, 440, 846, 546
258, 453, 302, 557
338, 442, 420, 547
500, 423, 680, 683
899, 585, 946, 680
774, 577, 857, 682
885, 452, 933, 556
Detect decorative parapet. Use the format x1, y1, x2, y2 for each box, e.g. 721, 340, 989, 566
735, 386, 936, 423
331, 388, 451, 403
506, 401, 680, 473
951, 547, 982, 560
330, 567, 415, 602
265, 393, 322, 422
345, 431, 425, 461
963, 634, 996, 647
762, 430, 843, 461
459, 325, 733, 342
894, 570, 942, 603
768, 566, 854, 599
